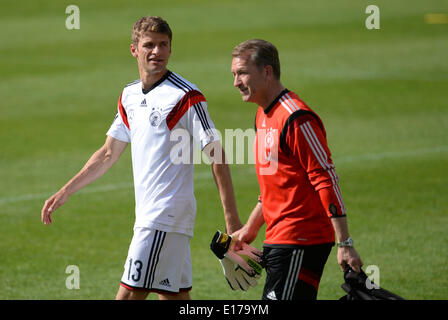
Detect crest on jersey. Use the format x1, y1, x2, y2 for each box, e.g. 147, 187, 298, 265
264, 129, 275, 149
263, 128, 276, 163
149, 108, 162, 127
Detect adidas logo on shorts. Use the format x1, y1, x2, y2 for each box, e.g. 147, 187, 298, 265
267, 290, 277, 300
159, 278, 171, 287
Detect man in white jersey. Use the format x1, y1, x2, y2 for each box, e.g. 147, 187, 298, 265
41, 16, 242, 300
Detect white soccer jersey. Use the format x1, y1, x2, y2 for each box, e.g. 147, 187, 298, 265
107, 71, 219, 236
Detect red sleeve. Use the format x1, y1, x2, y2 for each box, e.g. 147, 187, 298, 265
285, 115, 346, 218
117, 92, 130, 130
166, 90, 206, 130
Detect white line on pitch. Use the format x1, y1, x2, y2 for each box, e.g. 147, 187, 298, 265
334, 145, 448, 163
0, 145, 446, 206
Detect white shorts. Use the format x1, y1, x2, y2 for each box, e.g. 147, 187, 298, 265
120, 227, 192, 293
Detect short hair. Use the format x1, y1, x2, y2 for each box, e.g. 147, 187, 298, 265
132, 16, 172, 45
232, 39, 281, 79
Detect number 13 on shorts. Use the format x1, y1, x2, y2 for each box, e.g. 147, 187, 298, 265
127, 258, 143, 282
120, 228, 193, 293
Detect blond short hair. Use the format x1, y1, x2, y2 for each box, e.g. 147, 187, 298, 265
132, 16, 172, 45
232, 39, 281, 79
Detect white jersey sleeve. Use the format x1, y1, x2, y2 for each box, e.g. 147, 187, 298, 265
106, 93, 131, 143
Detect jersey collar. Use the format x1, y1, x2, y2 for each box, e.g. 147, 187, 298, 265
263, 89, 289, 114
142, 70, 171, 94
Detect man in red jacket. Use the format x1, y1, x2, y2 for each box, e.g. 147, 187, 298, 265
231, 39, 363, 300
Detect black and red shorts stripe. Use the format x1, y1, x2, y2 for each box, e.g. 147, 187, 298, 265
262, 243, 333, 300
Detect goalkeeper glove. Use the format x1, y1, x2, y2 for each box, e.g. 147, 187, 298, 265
219, 257, 258, 291
210, 230, 264, 290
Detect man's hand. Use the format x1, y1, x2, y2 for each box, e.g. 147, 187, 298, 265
40, 136, 128, 226
210, 230, 263, 275
41, 189, 69, 225
210, 230, 264, 290
330, 216, 363, 273
231, 202, 264, 250
337, 247, 363, 273
231, 224, 257, 250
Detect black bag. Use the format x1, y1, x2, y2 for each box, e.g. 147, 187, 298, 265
340, 267, 405, 300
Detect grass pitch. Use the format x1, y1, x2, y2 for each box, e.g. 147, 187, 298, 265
0, 0, 447, 300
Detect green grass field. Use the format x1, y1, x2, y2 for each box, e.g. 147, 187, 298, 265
0, 0, 447, 300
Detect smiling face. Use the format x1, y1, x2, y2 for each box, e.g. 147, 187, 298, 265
131, 31, 171, 77
231, 52, 268, 104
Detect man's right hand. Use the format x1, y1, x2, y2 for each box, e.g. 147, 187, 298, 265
40, 136, 128, 226
41, 189, 68, 225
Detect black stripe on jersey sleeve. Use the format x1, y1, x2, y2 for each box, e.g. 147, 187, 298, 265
168, 74, 194, 93
167, 75, 187, 93
170, 73, 194, 91
279, 110, 320, 155
193, 102, 211, 131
